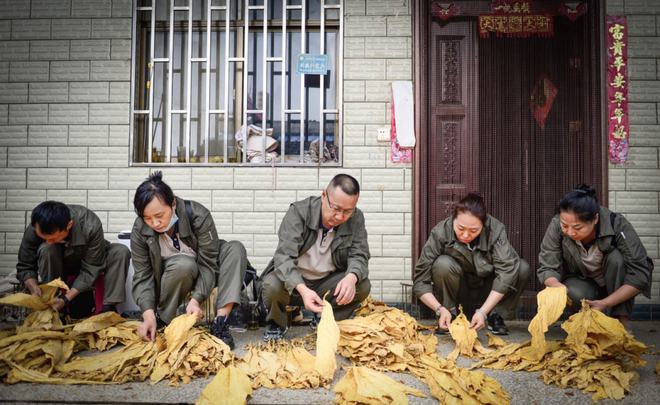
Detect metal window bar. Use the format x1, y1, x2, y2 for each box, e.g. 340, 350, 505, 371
133, 0, 342, 166
261, 1, 268, 163
148, 3, 156, 163
279, 1, 286, 162
185, 1, 193, 163
299, 0, 306, 163
319, 0, 325, 165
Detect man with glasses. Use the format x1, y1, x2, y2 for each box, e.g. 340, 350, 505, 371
261, 174, 371, 340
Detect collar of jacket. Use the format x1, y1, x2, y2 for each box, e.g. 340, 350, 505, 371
139, 196, 192, 238
596, 206, 616, 238
67, 205, 87, 246
445, 215, 492, 252
306, 195, 353, 237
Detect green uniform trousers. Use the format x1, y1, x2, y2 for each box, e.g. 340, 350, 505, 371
158, 240, 247, 324
262, 270, 371, 328
431, 255, 530, 317
562, 249, 632, 317
37, 241, 129, 306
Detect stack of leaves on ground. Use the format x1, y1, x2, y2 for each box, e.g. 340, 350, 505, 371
0, 279, 233, 386
470, 287, 647, 401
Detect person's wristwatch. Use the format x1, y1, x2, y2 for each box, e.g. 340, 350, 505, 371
434, 304, 444, 318
59, 292, 70, 305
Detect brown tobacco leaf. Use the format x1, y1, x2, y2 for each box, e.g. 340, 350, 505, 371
334, 366, 425, 405
196, 365, 253, 405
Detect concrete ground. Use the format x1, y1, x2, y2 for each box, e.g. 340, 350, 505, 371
0, 320, 659, 404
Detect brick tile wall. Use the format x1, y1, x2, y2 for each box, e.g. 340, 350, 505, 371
607, 0, 660, 305
2, 0, 655, 307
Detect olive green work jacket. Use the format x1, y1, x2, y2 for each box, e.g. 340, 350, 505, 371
413, 215, 523, 298
537, 206, 652, 297
16, 205, 107, 293
262, 196, 370, 294
130, 197, 220, 312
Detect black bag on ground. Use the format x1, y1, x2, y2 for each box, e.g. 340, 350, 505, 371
226, 263, 268, 328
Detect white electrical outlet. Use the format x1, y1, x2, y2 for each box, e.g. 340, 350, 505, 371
377, 127, 390, 142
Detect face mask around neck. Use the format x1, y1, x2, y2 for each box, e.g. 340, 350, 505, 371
162, 208, 178, 233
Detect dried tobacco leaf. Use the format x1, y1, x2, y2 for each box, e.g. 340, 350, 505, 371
334, 366, 425, 405
315, 297, 340, 379
447, 309, 490, 361
526, 287, 567, 361
195, 366, 253, 405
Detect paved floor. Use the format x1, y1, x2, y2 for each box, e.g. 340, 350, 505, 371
1, 320, 659, 404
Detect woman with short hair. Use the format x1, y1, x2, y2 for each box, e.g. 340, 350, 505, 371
130, 171, 247, 348
413, 193, 530, 335
538, 184, 653, 326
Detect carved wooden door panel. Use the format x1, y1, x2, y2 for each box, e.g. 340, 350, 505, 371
428, 20, 479, 231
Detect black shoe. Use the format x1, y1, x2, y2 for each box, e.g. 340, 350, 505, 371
487, 312, 509, 335
290, 306, 305, 325
262, 321, 288, 342
210, 315, 235, 350
309, 314, 320, 331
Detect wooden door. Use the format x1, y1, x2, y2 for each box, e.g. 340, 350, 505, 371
427, 19, 479, 234
414, 1, 605, 317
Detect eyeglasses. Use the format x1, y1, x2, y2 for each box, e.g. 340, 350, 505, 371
325, 191, 355, 217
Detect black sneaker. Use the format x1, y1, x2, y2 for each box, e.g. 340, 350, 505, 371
210, 315, 235, 350
262, 321, 288, 342
309, 314, 320, 331
487, 312, 509, 335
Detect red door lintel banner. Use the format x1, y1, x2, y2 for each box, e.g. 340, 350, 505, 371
606, 16, 629, 164
479, 0, 554, 38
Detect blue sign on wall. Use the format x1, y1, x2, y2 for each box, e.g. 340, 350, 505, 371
296, 54, 329, 75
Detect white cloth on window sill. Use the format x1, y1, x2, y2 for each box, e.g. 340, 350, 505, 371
235, 124, 280, 163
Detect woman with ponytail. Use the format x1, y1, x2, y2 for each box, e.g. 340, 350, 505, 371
130, 171, 248, 349
413, 193, 530, 335
538, 184, 653, 327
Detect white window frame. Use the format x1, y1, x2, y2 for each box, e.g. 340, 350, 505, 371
129, 0, 343, 166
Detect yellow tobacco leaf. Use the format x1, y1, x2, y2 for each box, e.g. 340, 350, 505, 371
196, 366, 253, 405
448, 309, 489, 360
0, 278, 67, 311
656, 358, 660, 375
526, 287, 567, 360
486, 333, 507, 348
562, 301, 646, 365
17, 309, 63, 333
314, 297, 340, 379
334, 366, 425, 405
71, 312, 126, 334
0, 293, 48, 311
412, 353, 510, 405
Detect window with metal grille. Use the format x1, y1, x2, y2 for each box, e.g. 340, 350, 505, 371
131, 0, 342, 165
